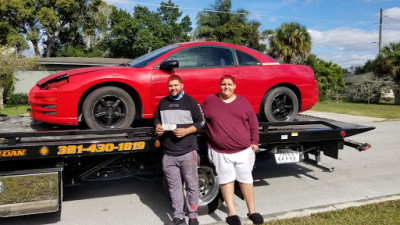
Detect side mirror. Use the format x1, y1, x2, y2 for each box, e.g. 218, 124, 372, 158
160, 60, 179, 70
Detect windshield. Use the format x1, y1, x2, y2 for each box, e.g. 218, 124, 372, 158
129, 44, 180, 68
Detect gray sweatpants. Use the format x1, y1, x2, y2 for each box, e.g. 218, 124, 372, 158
162, 151, 199, 219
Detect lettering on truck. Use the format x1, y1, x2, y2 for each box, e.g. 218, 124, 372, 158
0, 149, 27, 157
57, 141, 146, 155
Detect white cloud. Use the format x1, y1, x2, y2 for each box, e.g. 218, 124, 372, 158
309, 27, 379, 51
384, 7, 400, 29
314, 50, 377, 68
308, 19, 400, 68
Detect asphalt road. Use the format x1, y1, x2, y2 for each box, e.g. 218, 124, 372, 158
1, 112, 400, 225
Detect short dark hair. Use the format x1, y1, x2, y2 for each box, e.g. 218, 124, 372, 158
220, 75, 236, 84
167, 74, 182, 83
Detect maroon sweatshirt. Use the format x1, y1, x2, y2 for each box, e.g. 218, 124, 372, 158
201, 94, 259, 153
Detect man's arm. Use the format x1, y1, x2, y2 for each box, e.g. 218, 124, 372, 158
154, 100, 164, 136
174, 100, 205, 138
173, 126, 197, 138
248, 102, 259, 152
191, 102, 206, 132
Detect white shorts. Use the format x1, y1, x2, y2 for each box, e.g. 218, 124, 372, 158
208, 146, 255, 184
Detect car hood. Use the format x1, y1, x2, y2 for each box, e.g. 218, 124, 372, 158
36, 66, 127, 86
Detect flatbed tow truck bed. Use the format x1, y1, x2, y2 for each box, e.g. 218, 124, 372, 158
0, 114, 374, 217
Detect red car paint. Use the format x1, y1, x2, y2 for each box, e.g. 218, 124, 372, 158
29, 42, 318, 127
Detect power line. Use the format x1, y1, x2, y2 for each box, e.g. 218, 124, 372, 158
129, 1, 344, 23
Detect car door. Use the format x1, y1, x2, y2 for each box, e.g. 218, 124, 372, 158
151, 45, 241, 112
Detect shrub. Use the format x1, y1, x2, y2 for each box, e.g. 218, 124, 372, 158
346, 77, 390, 104
6, 93, 29, 105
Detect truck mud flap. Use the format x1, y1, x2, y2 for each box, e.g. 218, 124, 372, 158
0, 167, 62, 217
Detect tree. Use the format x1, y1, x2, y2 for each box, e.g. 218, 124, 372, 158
45, 0, 112, 57
305, 54, 344, 101
37, 0, 104, 57
100, 7, 140, 58
268, 22, 312, 64
195, 0, 266, 52
353, 59, 376, 75
0, 46, 36, 109
102, 1, 192, 58
1, 0, 41, 55
1, 0, 104, 57
158, 1, 192, 43
374, 42, 400, 104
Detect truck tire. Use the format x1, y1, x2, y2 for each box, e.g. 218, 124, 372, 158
197, 166, 223, 215
262, 86, 299, 122
82, 87, 135, 129
162, 166, 223, 215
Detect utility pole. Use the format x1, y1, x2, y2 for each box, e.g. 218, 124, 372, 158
379, 8, 383, 54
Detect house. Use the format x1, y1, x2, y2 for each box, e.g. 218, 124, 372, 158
14, 57, 131, 94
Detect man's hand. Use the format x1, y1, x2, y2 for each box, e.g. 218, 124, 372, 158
251, 144, 259, 152
173, 128, 188, 138
155, 124, 164, 136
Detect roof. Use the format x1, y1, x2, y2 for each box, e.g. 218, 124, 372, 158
36, 57, 132, 66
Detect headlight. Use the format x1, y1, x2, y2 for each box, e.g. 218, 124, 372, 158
40, 74, 69, 90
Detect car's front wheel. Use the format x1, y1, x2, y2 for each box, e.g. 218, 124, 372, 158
82, 86, 135, 129
262, 86, 299, 122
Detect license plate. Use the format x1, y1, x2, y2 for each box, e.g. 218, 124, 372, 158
274, 151, 301, 164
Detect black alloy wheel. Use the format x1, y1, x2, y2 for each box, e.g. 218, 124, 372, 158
262, 86, 299, 122
83, 86, 135, 129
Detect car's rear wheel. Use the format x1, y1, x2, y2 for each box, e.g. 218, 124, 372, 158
262, 87, 299, 122
83, 86, 135, 129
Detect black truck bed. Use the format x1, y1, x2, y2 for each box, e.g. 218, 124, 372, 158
0, 114, 374, 161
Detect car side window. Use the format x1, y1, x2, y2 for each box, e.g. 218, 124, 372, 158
236, 50, 261, 66
168, 46, 235, 69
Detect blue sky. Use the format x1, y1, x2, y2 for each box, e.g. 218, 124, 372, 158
108, 0, 400, 68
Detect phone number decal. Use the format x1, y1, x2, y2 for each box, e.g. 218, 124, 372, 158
57, 142, 145, 155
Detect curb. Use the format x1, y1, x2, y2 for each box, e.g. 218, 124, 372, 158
205, 193, 400, 225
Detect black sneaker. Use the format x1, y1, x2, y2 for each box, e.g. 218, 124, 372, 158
247, 213, 264, 224
167, 218, 187, 225
226, 215, 241, 225
188, 218, 199, 225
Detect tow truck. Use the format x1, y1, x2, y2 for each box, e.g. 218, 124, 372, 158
0, 114, 374, 217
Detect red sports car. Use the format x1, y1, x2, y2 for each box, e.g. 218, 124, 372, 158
29, 42, 318, 129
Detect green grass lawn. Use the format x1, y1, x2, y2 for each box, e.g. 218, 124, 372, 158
311, 101, 400, 119
0, 105, 30, 116
264, 199, 400, 225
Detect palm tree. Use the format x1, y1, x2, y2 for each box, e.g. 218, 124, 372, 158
374, 42, 400, 104
268, 22, 312, 64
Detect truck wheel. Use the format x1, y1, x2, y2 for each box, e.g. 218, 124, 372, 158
262, 87, 299, 122
162, 166, 223, 215
197, 166, 223, 215
83, 86, 135, 129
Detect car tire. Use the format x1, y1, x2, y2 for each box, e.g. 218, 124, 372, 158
262, 87, 299, 122
83, 86, 135, 129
